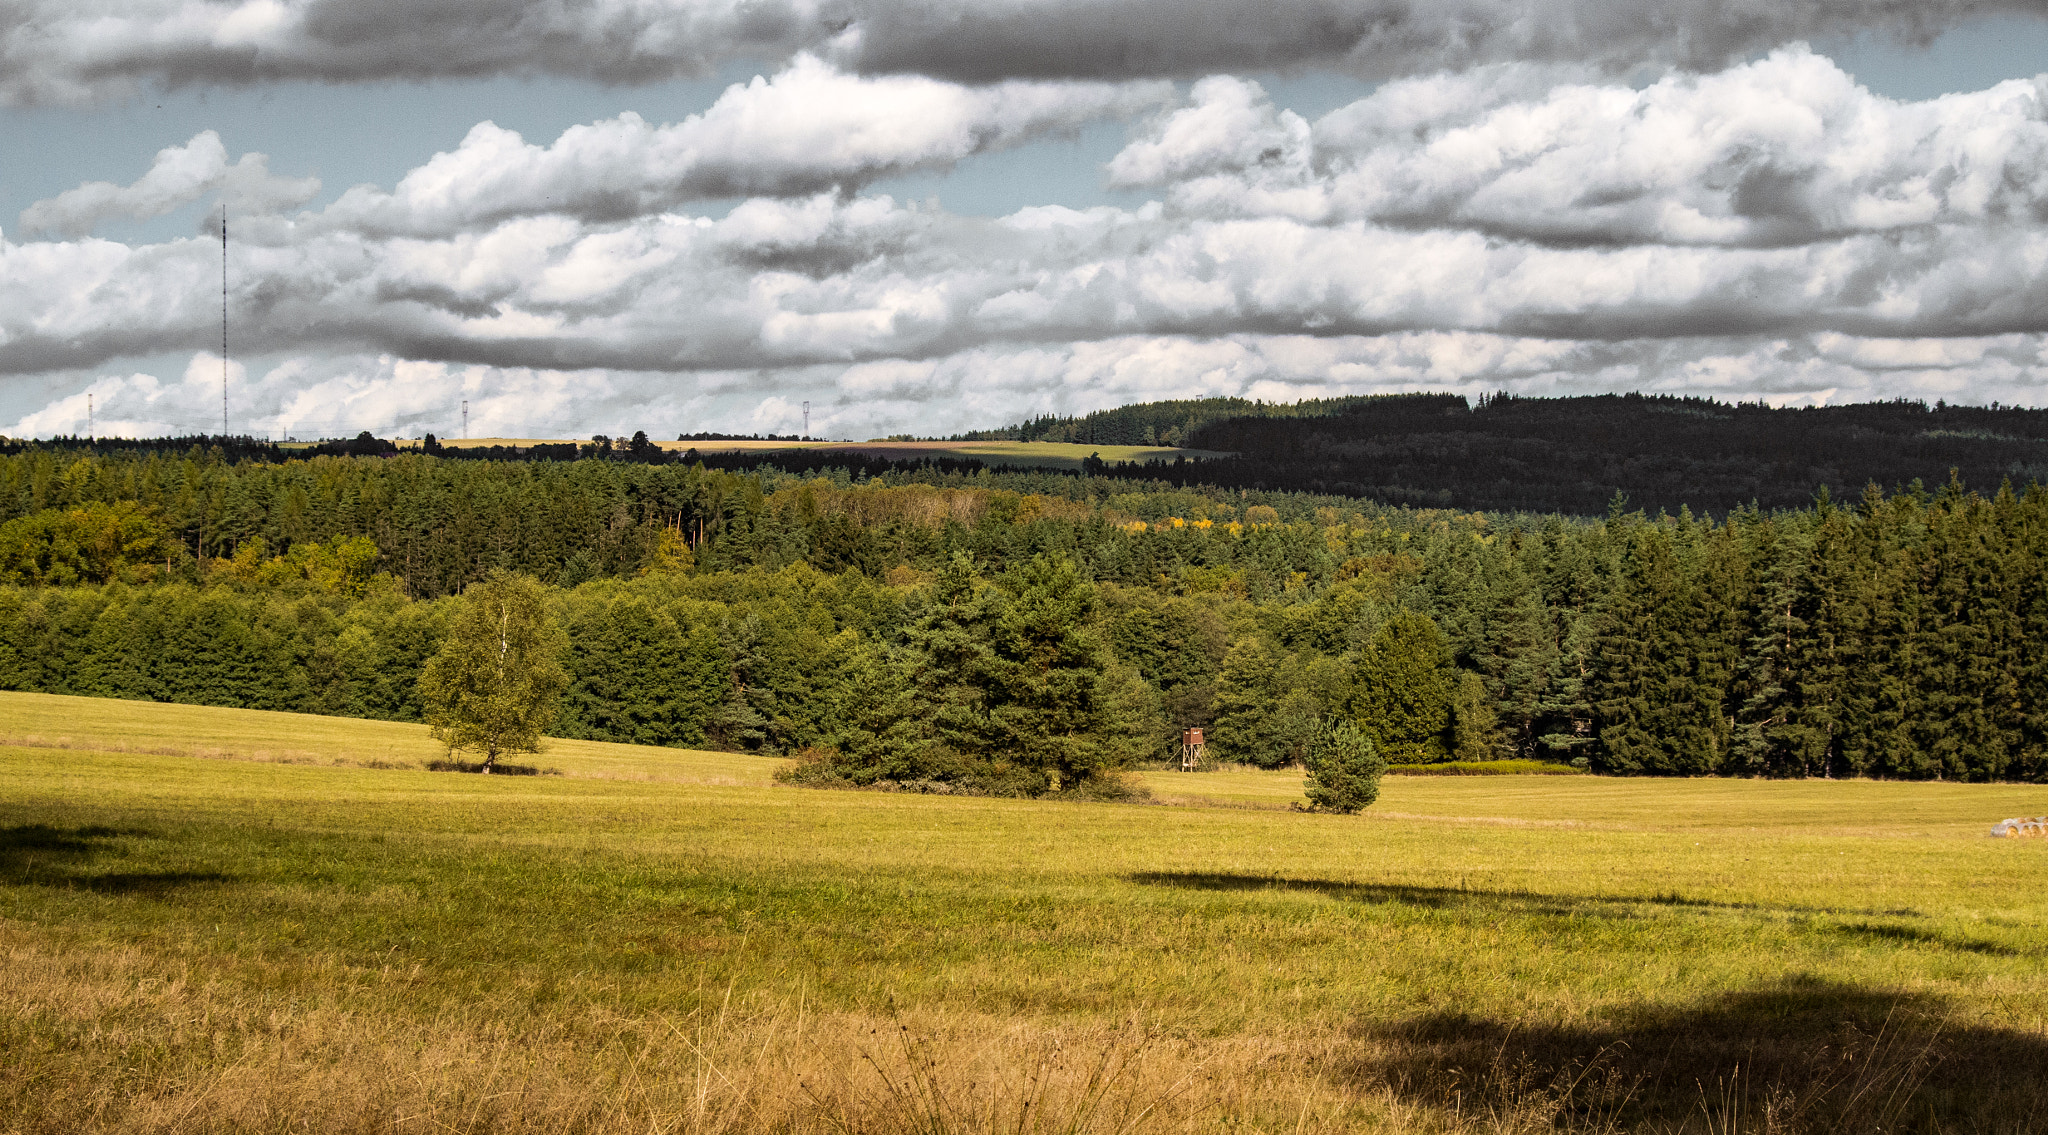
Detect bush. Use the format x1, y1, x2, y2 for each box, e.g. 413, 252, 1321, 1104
1060, 770, 1153, 802
1302, 719, 1386, 814
774, 746, 853, 787
776, 746, 1054, 798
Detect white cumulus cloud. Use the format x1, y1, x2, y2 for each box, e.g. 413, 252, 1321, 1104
319, 56, 1171, 237
18, 131, 320, 237
1112, 50, 2048, 246
15, 50, 2048, 434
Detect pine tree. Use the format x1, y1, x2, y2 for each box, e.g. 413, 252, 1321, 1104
1303, 719, 1385, 813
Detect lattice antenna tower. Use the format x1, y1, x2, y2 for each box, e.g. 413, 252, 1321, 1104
221, 209, 229, 438
463, 400, 469, 440
802, 400, 810, 438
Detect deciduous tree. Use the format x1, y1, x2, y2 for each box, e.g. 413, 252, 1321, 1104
419, 571, 568, 772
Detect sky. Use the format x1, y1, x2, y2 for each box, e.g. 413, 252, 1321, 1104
6, 3, 2048, 442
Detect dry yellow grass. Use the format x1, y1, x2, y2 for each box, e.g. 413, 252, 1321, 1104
0, 690, 784, 785
5, 690, 2048, 1134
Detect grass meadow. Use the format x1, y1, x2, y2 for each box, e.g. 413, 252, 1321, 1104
3, 691, 2047, 1134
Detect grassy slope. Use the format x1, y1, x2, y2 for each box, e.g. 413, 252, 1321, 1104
4, 691, 2047, 1133
0, 690, 782, 786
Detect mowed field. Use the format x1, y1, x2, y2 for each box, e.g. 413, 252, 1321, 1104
406, 437, 1231, 470
3, 692, 2047, 1134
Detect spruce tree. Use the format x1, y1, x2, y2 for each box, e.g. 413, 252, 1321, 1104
1351, 609, 1454, 764
1589, 525, 1721, 774
1210, 637, 1287, 767
2007, 484, 2048, 778
985, 554, 1114, 787
1449, 671, 1500, 761
1095, 660, 1169, 767
903, 551, 1004, 763
1473, 554, 1553, 756
560, 596, 692, 746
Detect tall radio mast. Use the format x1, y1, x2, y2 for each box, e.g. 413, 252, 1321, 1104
221, 209, 229, 438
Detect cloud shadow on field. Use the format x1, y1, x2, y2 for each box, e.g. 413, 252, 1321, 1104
0, 823, 232, 895
1127, 872, 2025, 956
1349, 976, 2048, 1132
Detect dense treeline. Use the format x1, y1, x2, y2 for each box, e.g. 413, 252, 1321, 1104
1, 443, 2043, 782
27, 390, 2048, 523
1059, 392, 2048, 516
955, 394, 1418, 448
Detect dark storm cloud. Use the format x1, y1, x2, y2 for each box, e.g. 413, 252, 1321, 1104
4, 0, 2040, 104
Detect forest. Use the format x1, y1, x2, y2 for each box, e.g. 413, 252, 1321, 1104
1, 432, 2042, 786
976, 391, 2048, 515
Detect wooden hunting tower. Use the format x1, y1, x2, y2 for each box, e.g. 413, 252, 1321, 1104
1180, 727, 1206, 771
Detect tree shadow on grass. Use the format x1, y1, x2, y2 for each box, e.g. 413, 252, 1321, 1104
425, 759, 553, 776
1128, 872, 2022, 956
1350, 976, 2048, 1133
1133, 870, 1887, 915
0, 823, 230, 894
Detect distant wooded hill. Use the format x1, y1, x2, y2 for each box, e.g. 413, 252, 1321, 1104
971, 393, 2048, 515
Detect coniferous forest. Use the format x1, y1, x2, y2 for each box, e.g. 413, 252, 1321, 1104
980, 391, 2048, 515
3, 393, 2045, 786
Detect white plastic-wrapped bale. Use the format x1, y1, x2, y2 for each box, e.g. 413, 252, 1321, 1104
1990, 816, 2048, 838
